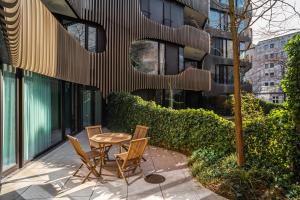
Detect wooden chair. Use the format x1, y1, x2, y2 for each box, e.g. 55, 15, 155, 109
67, 135, 102, 184
122, 125, 149, 161
115, 138, 148, 185
85, 125, 112, 162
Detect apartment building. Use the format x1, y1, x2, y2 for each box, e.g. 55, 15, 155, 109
246, 31, 300, 103
0, 0, 210, 176
0, 0, 252, 176
204, 0, 253, 96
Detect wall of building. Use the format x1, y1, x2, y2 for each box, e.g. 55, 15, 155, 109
245, 32, 300, 103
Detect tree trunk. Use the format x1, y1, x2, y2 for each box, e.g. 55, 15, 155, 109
229, 0, 245, 167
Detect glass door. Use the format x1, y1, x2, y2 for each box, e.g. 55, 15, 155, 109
2, 64, 17, 171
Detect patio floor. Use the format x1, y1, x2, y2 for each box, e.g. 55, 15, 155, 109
0, 131, 224, 200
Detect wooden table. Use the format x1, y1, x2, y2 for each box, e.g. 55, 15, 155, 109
89, 133, 132, 175
90, 133, 132, 151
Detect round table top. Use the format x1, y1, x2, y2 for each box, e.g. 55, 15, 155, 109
90, 133, 132, 144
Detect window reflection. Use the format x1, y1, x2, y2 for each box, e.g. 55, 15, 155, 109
130, 40, 184, 75
215, 65, 234, 84
140, 0, 184, 28
61, 18, 106, 53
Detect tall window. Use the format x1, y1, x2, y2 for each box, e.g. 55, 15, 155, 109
215, 65, 234, 84
24, 72, 62, 161
211, 38, 233, 58
140, 0, 184, 28
130, 40, 184, 75
209, 10, 229, 31
2, 65, 16, 171
130, 40, 160, 74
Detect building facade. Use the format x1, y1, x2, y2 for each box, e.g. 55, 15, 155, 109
204, 0, 252, 96
0, 0, 251, 176
0, 0, 210, 176
245, 32, 300, 103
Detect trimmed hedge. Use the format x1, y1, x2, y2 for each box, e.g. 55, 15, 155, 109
106, 92, 235, 154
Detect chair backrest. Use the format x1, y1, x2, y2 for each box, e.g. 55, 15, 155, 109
126, 138, 148, 162
67, 135, 89, 162
132, 125, 149, 140
86, 125, 103, 146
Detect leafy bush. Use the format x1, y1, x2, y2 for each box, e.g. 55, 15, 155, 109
107, 92, 235, 154
107, 92, 300, 199
282, 35, 300, 132
231, 93, 284, 122
244, 109, 300, 186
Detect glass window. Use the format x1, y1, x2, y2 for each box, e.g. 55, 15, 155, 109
265, 82, 269, 86
171, 2, 184, 27
235, 0, 244, 8
150, 0, 164, 24
270, 82, 275, 86
94, 90, 102, 125
215, 65, 234, 84
270, 63, 274, 68
270, 43, 274, 48
220, 0, 228, 5
2, 65, 17, 171
265, 73, 269, 76
265, 64, 269, 69
140, 0, 150, 17
209, 10, 220, 29
179, 47, 184, 72
67, 23, 86, 47
265, 55, 268, 59
159, 43, 165, 75
130, 40, 159, 74
227, 40, 233, 58
82, 89, 92, 127
270, 53, 274, 58
88, 26, 97, 52
209, 10, 229, 31
24, 72, 62, 161
270, 72, 275, 77
240, 42, 246, 59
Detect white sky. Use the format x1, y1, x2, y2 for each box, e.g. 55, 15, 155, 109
251, 0, 300, 44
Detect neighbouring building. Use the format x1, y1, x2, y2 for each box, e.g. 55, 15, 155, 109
0, 0, 251, 176
246, 31, 300, 103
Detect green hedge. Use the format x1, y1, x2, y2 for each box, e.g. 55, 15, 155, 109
106, 92, 235, 154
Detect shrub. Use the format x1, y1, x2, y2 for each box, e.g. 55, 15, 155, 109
244, 109, 300, 186
106, 92, 235, 154
282, 35, 300, 132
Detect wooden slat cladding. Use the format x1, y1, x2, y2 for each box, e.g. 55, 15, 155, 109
1, 0, 212, 98
0, 0, 90, 85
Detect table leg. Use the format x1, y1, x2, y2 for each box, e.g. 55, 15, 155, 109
119, 144, 122, 154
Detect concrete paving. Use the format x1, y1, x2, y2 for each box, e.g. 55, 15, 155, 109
0, 131, 225, 200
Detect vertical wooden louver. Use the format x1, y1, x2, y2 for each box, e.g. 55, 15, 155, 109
0, 0, 212, 97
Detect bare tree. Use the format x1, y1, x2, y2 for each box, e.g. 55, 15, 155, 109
223, 0, 300, 166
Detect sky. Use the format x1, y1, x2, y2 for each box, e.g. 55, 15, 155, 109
251, 0, 300, 44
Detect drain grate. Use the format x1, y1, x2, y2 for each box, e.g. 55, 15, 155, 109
144, 174, 166, 184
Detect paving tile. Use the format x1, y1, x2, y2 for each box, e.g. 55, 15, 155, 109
2, 131, 223, 200
90, 179, 127, 200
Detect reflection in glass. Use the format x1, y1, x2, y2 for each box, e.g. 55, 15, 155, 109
2, 65, 16, 171
24, 73, 62, 161
88, 26, 97, 52
82, 89, 92, 127
67, 23, 86, 47
130, 40, 159, 74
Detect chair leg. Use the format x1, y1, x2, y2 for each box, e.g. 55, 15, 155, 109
82, 170, 93, 184
73, 164, 83, 176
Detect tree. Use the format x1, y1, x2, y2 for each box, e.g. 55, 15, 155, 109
282, 35, 300, 133
226, 0, 300, 166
